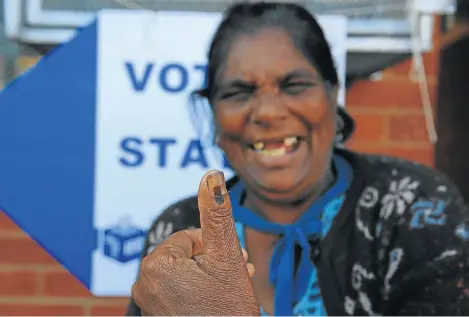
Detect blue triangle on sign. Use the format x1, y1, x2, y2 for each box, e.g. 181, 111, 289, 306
0, 20, 99, 289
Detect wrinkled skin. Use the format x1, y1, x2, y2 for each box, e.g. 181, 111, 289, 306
131, 170, 260, 316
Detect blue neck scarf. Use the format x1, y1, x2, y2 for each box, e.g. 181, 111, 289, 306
230, 155, 353, 316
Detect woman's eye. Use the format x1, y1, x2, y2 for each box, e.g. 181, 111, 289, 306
282, 82, 313, 95
220, 88, 255, 101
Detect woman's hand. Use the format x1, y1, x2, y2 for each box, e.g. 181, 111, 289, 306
131, 170, 261, 316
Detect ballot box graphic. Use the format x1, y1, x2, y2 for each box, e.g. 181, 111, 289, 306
102, 219, 147, 264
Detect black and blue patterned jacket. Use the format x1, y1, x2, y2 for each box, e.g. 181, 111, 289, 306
126, 149, 469, 316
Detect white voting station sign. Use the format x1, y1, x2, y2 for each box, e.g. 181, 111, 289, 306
0, 10, 348, 296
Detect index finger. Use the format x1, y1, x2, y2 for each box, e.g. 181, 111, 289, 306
197, 170, 243, 260
150, 229, 204, 262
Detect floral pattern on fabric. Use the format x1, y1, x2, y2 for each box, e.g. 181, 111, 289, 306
126, 152, 469, 316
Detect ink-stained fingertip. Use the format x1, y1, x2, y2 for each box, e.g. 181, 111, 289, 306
206, 170, 227, 205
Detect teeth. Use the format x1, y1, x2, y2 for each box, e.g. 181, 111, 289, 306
252, 137, 299, 154
261, 148, 287, 157
283, 136, 298, 147
253, 142, 265, 151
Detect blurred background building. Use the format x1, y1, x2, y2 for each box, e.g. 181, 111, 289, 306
0, 0, 466, 315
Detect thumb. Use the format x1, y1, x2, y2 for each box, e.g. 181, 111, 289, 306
198, 170, 242, 261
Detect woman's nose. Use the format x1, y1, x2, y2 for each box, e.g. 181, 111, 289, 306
250, 93, 288, 128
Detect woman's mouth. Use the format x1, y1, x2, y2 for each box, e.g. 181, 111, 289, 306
247, 136, 306, 167
250, 136, 302, 156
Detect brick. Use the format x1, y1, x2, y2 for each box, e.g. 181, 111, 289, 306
0, 237, 56, 264
384, 51, 438, 77
347, 113, 385, 142
0, 303, 84, 316
348, 143, 434, 167
90, 304, 128, 316
0, 270, 38, 296
389, 114, 429, 142
42, 271, 91, 297
0, 211, 21, 231
346, 78, 436, 109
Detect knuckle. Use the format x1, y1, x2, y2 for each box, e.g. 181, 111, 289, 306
131, 286, 146, 309
140, 256, 157, 277
141, 252, 172, 280
163, 244, 185, 261
154, 252, 178, 273
145, 234, 189, 269
131, 282, 141, 301
179, 229, 196, 239
168, 229, 196, 245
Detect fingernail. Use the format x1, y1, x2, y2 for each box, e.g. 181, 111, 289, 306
207, 171, 227, 205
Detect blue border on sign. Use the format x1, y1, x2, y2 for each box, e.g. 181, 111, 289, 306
0, 19, 99, 288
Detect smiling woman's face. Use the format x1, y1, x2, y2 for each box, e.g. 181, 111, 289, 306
213, 28, 338, 203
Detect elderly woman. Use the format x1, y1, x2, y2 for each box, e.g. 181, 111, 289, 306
127, 1, 469, 316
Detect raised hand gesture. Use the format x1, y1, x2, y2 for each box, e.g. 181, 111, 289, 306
131, 170, 260, 316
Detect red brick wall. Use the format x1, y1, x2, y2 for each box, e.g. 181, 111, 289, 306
0, 212, 129, 316
0, 20, 442, 316
346, 48, 439, 167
